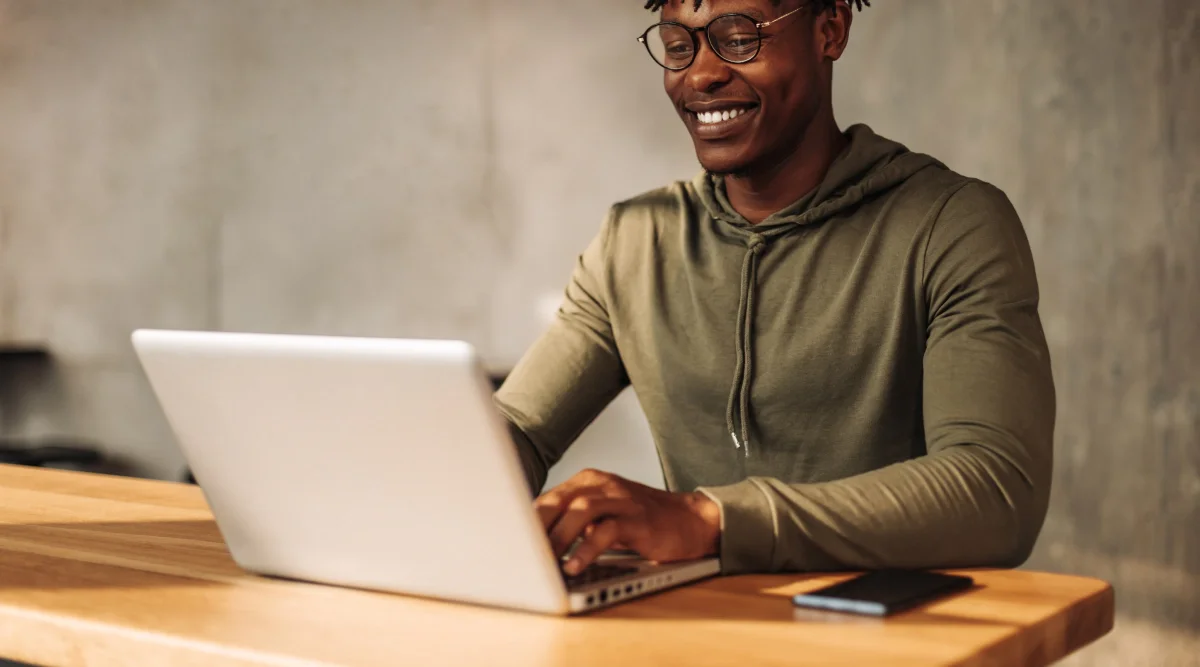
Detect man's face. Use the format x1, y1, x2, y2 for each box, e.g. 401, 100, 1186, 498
659, 0, 824, 175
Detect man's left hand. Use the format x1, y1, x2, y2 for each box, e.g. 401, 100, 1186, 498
534, 469, 721, 575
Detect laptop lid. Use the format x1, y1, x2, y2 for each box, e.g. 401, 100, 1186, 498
132, 329, 570, 614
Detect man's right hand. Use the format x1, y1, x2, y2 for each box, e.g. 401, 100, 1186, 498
534, 468, 720, 575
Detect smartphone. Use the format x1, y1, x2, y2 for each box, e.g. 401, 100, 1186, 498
792, 570, 974, 617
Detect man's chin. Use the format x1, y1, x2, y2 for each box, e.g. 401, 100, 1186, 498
695, 147, 753, 178
696, 163, 748, 178
699, 161, 753, 179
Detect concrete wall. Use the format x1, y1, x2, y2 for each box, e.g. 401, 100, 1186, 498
0, 1, 1196, 664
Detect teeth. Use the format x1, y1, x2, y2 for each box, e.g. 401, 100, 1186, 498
696, 108, 749, 125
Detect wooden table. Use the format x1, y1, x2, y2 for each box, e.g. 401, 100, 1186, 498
0, 465, 1113, 667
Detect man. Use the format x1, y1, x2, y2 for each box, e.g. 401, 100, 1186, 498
495, 0, 1055, 577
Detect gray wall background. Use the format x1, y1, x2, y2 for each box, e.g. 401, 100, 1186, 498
0, 1, 1196, 664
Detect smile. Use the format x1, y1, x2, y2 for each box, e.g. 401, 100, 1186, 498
686, 105, 758, 139
695, 107, 752, 125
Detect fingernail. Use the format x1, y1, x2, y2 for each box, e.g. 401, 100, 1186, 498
564, 558, 582, 575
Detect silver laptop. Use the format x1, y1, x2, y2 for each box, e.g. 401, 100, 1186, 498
132, 329, 719, 614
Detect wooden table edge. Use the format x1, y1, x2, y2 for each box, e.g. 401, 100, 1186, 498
1062, 579, 1116, 655
964, 574, 1115, 667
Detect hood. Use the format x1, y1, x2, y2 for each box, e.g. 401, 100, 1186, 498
693, 123, 942, 233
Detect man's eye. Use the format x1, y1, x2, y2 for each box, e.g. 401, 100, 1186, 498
722, 35, 759, 54
665, 42, 694, 57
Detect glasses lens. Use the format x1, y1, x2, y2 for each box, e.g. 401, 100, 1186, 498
644, 23, 694, 70
709, 15, 761, 63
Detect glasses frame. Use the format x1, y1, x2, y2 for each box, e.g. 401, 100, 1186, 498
636, 4, 807, 71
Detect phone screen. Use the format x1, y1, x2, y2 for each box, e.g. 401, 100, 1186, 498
792, 570, 974, 616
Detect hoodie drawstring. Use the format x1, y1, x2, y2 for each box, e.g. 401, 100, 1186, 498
726, 234, 765, 456
700, 128, 938, 458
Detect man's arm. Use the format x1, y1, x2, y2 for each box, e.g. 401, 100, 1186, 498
698, 182, 1056, 573
494, 209, 630, 496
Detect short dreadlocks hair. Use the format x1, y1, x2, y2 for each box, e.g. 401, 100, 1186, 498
643, 0, 870, 12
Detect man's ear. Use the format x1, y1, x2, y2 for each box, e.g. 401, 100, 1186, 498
815, 1, 853, 61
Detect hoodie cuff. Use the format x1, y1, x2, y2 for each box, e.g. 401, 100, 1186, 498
697, 478, 778, 574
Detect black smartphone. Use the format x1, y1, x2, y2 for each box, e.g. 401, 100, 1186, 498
792, 570, 974, 617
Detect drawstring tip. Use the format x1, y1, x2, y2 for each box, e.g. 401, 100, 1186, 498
731, 431, 753, 457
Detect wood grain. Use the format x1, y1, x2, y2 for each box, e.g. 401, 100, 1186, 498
0, 465, 1113, 667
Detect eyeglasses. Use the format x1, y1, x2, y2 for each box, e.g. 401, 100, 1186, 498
637, 4, 807, 71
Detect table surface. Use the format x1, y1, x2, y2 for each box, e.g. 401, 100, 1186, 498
0, 464, 1113, 667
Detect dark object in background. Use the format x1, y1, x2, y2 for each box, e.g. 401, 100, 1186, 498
0, 345, 49, 361
0, 437, 104, 470
0, 346, 108, 472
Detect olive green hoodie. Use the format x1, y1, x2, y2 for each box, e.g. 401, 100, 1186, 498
496, 124, 1055, 574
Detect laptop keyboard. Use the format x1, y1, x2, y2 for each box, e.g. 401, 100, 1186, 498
562, 564, 639, 587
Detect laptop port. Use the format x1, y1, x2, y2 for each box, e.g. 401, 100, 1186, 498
625, 584, 634, 595
586, 595, 595, 605
599, 590, 608, 604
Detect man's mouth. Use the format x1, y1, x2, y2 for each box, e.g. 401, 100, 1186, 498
692, 105, 755, 125
685, 103, 759, 138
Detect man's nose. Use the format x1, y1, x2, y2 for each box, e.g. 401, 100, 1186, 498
685, 36, 732, 93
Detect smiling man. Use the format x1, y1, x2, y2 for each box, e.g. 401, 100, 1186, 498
495, 0, 1055, 576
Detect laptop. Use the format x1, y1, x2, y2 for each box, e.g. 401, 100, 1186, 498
131, 329, 720, 614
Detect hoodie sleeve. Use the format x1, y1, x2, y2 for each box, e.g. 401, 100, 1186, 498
698, 182, 1056, 573
494, 208, 630, 496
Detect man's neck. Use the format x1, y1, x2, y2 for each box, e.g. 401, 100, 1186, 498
723, 114, 847, 224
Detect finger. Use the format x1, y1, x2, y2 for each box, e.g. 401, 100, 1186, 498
563, 519, 624, 576
534, 485, 588, 530
577, 518, 630, 555
583, 524, 625, 542
534, 492, 568, 530
533, 470, 614, 529
549, 496, 632, 556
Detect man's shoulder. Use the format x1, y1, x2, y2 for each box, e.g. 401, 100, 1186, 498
898, 166, 1036, 295
605, 179, 695, 222
582, 180, 702, 263
887, 161, 1029, 273
884, 159, 1020, 232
